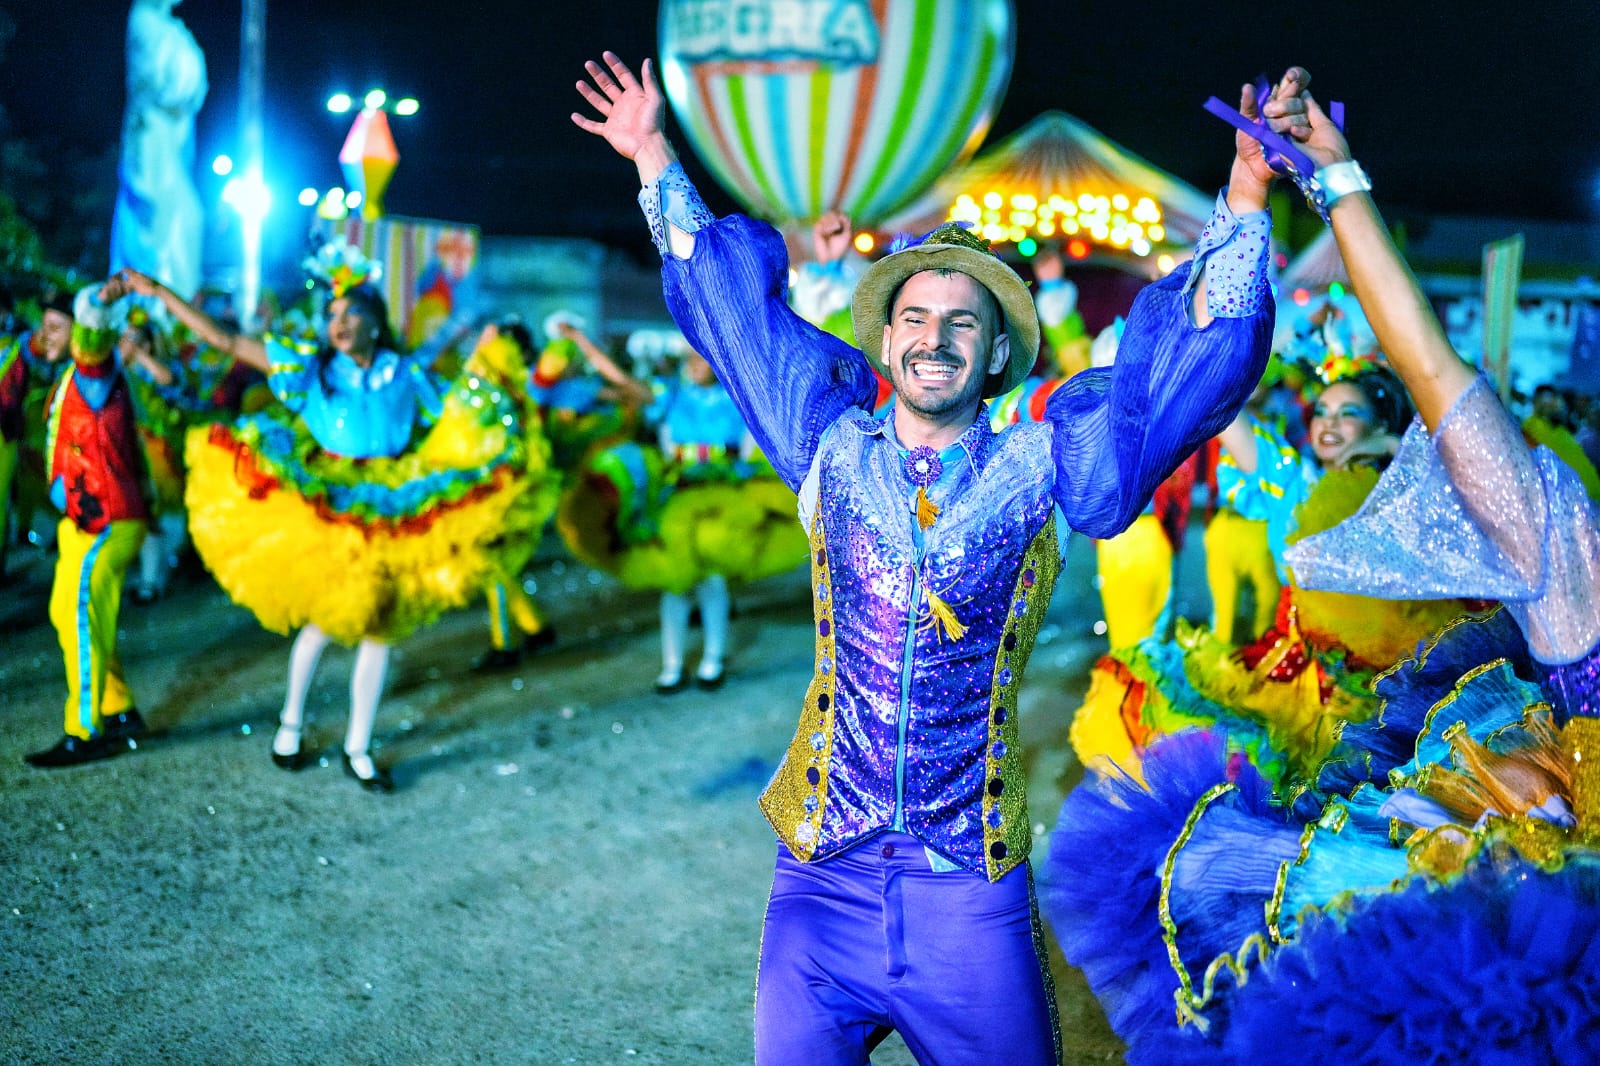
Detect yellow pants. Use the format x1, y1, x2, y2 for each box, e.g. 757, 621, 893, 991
1204, 510, 1279, 645
0, 436, 15, 553
50, 518, 145, 738
486, 578, 545, 651
1095, 514, 1173, 650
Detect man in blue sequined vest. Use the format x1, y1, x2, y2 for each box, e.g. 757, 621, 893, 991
575, 51, 1303, 1066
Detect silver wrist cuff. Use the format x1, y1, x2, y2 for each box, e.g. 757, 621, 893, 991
1313, 160, 1372, 213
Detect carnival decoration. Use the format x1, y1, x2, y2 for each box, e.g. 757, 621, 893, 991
881, 111, 1215, 272
339, 107, 399, 221
340, 215, 480, 348
657, 0, 1015, 228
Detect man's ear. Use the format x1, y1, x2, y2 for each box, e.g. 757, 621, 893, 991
987, 333, 1010, 376
881, 322, 894, 365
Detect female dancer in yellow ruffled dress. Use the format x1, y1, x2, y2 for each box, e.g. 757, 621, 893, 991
119, 248, 550, 789
1068, 351, 1468, 788
555, 322, 807, 691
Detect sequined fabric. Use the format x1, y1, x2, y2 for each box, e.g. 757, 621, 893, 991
1563, 716, 1600, 841
637, 161, 718, 257
1180, 192, 1274, 321
758, 413, 1060, 880
1286, 376, 1600, 666
983, 518, 1062, 879
1541, 646, 1600, 727
759, 511, 841, 858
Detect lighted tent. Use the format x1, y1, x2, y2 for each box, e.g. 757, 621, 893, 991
1280, 227, 1350, 292
875, 110, 1216, 277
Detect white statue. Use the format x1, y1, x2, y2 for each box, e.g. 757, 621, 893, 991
109, 0, 207, 299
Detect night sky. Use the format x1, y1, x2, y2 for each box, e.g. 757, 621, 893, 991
5, 1, 1600, 264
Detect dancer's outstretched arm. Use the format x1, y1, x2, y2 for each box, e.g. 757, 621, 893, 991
1286, 96, 1476, 429
559, 322, 652, 408
1277, 82, 1600, 667
570, 52, 691, 258
571, 50, 877, 490
112, 268, 270, 373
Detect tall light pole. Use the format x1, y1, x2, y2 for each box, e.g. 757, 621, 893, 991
235, 0, 268, 328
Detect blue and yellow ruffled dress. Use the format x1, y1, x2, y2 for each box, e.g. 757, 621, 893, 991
185, 335, 556, 644
555, 377, 806, 595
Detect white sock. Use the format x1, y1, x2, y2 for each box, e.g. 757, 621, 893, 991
279, 625, 331, 748
160, 513, 188, 579
272, 724, 302, 757
344, 639, 390, 762
659, 592, 689, 684
137, 534, 163, 593
345, 751, 379, 780
696, 575, 729, 677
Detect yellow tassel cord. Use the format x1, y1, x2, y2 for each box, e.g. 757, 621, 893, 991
921, 587, 967, 643
915, 486, 940, 530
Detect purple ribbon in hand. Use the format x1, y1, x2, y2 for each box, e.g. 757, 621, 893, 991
1203, 76, 1344, 181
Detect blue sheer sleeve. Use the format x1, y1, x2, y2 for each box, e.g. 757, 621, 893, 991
1045, 259, 1272, 538
1287, 377, 1600, 664
660, 214, 878, 490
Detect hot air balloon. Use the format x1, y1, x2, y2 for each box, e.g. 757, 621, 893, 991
657, 0, 1015, 228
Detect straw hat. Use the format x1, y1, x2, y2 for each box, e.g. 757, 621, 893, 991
851, 223, 1039, 397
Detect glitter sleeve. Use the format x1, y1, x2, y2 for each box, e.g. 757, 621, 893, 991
1286, 376, 1600, 664
637, 162, 717, 257
1179, 191, 1273, 321
660, 213, 879, 491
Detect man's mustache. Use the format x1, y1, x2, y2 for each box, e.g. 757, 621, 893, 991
898, 348, 961, 367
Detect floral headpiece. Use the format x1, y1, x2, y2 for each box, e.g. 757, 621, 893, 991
302, 242, 382, 299
1315, 350, 1384, 386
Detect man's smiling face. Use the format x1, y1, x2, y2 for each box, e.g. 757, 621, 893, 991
881, 269, 1009, 422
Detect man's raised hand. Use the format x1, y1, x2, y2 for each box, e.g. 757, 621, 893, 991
571, 52, 670, 165
1233, 66, 1314, 191
811, 211, 853, 265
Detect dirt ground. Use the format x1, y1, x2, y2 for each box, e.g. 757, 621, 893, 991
0, 529, 1206, 1064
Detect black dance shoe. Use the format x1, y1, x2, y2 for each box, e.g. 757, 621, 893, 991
471, 646, 522, 672
102, 709, 148, 741
24, 732, 130, 768
342, 754, 395, 793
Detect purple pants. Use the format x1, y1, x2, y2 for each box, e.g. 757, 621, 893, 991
755, 832, 1059, 1065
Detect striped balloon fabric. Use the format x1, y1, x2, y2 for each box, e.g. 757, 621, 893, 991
658, 0, 1016, 228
